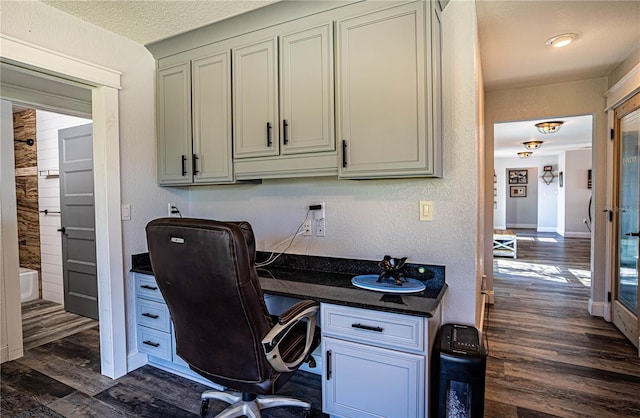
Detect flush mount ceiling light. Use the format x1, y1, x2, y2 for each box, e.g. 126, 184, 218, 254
545, 33, 578, 48
535, 121, 564, 134
523, 140, 544, 150
517, 152, 533, 159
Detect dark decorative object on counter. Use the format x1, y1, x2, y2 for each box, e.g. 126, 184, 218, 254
377, 255, 408, 285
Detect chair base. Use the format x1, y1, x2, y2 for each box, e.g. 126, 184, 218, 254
201, 390, 311, 417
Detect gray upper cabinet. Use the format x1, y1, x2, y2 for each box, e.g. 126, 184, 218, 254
157, 62, 191, 185
337, 1, 442, 179
157, 47, 233, 185
280, 23, 335, 155
192, 51, 233, 184
233, 38, 279, 159
233, 22, 337, 180
152, 1, 442, 185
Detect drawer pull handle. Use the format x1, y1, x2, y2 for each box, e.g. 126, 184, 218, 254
266, 122, 272, 147
326, 350, 332, 380
141, 285, 158, 291
143, 340, 160, 348
142, 313, 159, 319
352, 323, 383, 333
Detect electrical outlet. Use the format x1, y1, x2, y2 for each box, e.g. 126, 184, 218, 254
316, 219, 326, 236
302, 220, 312, 236
168, 203, 181, 217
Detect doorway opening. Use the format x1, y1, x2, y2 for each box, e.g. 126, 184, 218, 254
11, 104, 98, 350
1, 39, 126, 378
492, 114, 594, 317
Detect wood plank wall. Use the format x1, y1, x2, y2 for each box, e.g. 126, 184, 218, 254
13, 109, 41, 292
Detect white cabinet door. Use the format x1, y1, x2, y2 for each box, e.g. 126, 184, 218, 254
280, 23, 334, 155
323, 337, 424, 418
337, 2, 431, 179
157, 62, 192, 185
192, 51, 234, 183
233, 38, 279, 158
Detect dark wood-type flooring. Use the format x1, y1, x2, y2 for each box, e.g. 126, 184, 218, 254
486, 229, 640, 417
3, 231, 639, 417
21, 299, 99, 351
2, 303, 326, 417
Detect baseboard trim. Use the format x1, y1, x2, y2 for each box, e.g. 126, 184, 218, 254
483, 290, 495, 304
588, 299, 607, 318
127, 351, 148, 373
506, 223, 537, 229
563, 232, 591, 238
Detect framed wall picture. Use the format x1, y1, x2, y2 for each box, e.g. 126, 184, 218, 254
543, 165, 553, 172
510, 185, 527, 197
508, 169, 528, 184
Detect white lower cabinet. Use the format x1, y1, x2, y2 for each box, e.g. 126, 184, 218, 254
321, 303, 437, 418
323, 337, 424, 418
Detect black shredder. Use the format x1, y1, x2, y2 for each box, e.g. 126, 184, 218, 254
431, 323, 486, 418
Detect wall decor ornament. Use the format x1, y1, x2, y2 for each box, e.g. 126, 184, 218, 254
541, 170, 556, 185
508, 169, 528, 184
510, 185, 527, 197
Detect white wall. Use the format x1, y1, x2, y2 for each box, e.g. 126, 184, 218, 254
36, 110, 91, 304
561, 149, 592, 237
1, 99, 23, 363
1, 0, 482, 366
494, 155, 559, 231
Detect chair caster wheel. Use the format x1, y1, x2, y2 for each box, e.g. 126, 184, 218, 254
200, 399, 209, 416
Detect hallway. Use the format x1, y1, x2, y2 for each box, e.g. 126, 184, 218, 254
486, 230, 640, 417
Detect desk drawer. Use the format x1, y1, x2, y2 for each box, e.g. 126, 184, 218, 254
321, 303, 424, 352
136, 299, 171, 332
137, 325, 172, 361
135, 274, 164, 302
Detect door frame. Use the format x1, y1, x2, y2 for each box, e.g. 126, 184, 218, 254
611, 91, 640, 348
0, 34, 127, 378
605, 61, 640, 353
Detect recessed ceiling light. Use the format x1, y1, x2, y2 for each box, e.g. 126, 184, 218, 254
545, 33, 578, 48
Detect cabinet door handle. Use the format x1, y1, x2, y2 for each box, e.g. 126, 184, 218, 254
283, 120, 289, 145
141, 312, 159, 319
140, 285, 158, 291
193, 154, 199, 175
266, 122, 272, 147
143, 340, 160, 348
342, 140, 348, 168
352, 323, 384, 333
181, 155, 187, 176
326, 350, 332, 380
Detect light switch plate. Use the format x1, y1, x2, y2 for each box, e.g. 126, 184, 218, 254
419, 200, 433, 221
121, 204, 131, 221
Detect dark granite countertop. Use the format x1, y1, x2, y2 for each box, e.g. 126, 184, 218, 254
131, 252, 446, 318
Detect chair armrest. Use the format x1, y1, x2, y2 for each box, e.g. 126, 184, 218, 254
262, 300, 319, 373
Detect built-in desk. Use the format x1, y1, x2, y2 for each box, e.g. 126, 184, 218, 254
131, 252, 446, 418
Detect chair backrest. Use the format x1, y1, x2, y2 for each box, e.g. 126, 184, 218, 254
146, 218, 273, 384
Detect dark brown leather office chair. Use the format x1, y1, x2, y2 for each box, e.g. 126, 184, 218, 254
146, 218, 320, 417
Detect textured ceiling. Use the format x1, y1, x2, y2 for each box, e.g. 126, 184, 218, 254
40, 0, 278, 45
476, 0, 640, 90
